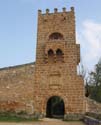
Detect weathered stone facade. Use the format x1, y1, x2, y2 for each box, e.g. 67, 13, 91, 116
0, 63, 35, 114
0, 7, 86, 118
33, 7, 85, 117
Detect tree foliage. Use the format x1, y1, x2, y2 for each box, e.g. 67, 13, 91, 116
79, 58, 101, 102
88, 58, 101, 102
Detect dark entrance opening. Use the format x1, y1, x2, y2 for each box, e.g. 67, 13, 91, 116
46, 96, 65, 118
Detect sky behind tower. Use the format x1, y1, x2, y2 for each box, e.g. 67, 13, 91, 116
0, 0, 101, 71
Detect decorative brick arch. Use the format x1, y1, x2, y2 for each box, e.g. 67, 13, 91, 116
48, 49, 54, 56
49, 32, 64, 40
46, 31, 65, 41
56, 49, 64, 62
47, 49, 54, 63
45, 47, 64, 55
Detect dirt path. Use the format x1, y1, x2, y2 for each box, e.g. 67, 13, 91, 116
0, 118, 85, 125
0, 122, 85, 125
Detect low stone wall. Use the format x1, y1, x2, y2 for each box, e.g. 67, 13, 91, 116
84, 116, 101, 125
64, 113, 84, 121
86, 98, 101, 113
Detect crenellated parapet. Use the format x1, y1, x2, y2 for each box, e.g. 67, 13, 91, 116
37, 6, 75, 45
38, 7, 74, 15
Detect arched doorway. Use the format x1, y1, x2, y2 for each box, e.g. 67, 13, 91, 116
46, 96, 65, 118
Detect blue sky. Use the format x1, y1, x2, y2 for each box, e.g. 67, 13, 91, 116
0, 0, 101, 71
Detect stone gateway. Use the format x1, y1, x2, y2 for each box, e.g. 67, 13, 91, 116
33, 7, 86, 118
0, 7, 86, 119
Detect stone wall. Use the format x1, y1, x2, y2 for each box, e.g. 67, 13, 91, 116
86, 98, 101, 113
0, 7, 86, 118
0, 63, 35, 114
33, 7, 86, 116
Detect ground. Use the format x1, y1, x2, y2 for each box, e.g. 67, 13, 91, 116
0, 118, 85, 125
0, 122, 85, 125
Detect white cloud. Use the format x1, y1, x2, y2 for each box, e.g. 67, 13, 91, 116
77, 20, 101, 71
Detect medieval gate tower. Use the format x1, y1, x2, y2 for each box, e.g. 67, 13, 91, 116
0, 7, 101, 119
33, 7, 85, 118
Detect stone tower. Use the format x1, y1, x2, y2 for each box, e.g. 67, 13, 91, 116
33, 7, 85, 118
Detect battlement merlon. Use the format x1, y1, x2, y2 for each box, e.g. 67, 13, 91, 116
38, 7, 74, 15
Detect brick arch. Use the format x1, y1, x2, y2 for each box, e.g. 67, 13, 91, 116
44, 95, 66, 117
46, 95, 65, 118
47, 49, 54, 63
45, 95, 66, 104
56, 48, 64, 55
49, 32, 64, 40
46, 31, 65, 41
48, 49, 54, 56
56, 48, 64, 62
45, 47, 64, 55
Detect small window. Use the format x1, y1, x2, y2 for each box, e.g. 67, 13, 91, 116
48, 49, 54, 56
49, 32, 64, 40
56, 49, 63, 55
48, 49, 54, 63
56, 49, 64, 62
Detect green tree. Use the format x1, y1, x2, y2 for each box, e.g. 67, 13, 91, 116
88, 58, 101, 102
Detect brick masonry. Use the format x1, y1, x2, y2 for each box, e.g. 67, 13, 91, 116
0, 7, 86, 117
34, 7, 86, 115
0, 63, 35, 114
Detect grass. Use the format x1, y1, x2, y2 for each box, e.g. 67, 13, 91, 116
0, 116, 39, 122
0, 112, 39, 122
